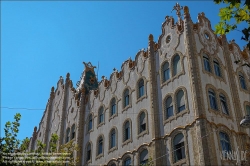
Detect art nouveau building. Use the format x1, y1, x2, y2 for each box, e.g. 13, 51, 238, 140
29, 4, 250, 166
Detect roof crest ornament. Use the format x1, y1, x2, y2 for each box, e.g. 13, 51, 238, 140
172, 3, 183, 25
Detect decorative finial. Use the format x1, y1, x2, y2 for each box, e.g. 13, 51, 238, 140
66, 73, 70, 79
149, 34, 154, 42
172, 3, 183, 24
113, 68, 116, 72
34, 126, 37, 132
102, 76, 105, 80
51, 86, 55, 92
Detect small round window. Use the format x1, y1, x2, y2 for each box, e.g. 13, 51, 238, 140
204, 33, 210, 40
166, 35, 171, 43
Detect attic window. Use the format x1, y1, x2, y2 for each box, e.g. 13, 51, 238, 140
205, 33, 210, 40
166, 35, 171, 43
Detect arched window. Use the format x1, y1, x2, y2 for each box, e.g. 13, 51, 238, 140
110, 98, 116, 116
239, 72, 247, 90
124, 121, 130, 141
163, 62, 170, 82
98, 107, 104, 124
213, 59, 221, 77
110, 129, 116, 149
177, 90, 185, 113
123, 157, 131, 166
208, 89, 218, 110
219, 94, 229, 115
109, 163, 116, 166
203, 54, 211, 72
165, 97, 173, 119
140, 149, 149, 165
66, 128, 70, 143
138, 79, 144, 98
219, 132, 231, 153
86, 143, 91, 162
88, 114, 93, 131
124, 89, 130, 108
97, 136, 103, 155
71, 124, 75, 139
246, 105, 250, 115
139, 112, 146, 133
173, 133, 185, 162
173, 54, 181, 76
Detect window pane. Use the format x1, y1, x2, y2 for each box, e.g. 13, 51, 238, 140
220, 94, 229, 115
177, 90, 185, 113
140, 149, 148, 164
124, 157, 131, 166
124, 89, 129, 107
219, 132, 231, 152
88, 115, 92, 131
98, 138, 103, 154
203, 55, 211, 72
139, 79, 144, 98
87, 143, 91, 161
239, 74, 247, 90
125, 121, 130, 140
246, 105, 250, 115
173, 133, 185, 162
140, 112, 146, 133
163, 62, 170, 81
214, 61, 221, 77
99, 107, 104, 124
166, 97, 173, 119
111, 98, 116, 116
173, 55, 180, 76
111, 130, 116, 148
209, 90, 217, 110
71, 124, 75, 139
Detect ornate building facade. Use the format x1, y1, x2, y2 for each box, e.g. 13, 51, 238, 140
29, 4, 250, 166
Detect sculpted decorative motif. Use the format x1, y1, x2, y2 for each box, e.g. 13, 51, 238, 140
197, 13, 218, 55
110, 73, 117, 93
136, 51, 146, 75
122, 61, 131, 85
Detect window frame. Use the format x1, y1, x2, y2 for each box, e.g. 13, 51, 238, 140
208, 89, 218, 110
71, 124, 75, 140
98, 106, 104, 125
173, 133, 186, 163
138, 79, 145, 98
173, 54, 181, 76
203, 54, 211, 72
65, 127, 70, 143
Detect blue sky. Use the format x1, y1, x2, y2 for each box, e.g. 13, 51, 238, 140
1, 1, 247, 142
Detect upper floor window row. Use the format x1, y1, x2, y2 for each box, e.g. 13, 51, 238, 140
164, 89, 187, 120
208, 89, 230, 115
203, 54, 222, 78
65, 124, 76, 143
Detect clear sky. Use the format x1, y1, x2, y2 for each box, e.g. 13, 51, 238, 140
1, 1, 247, 141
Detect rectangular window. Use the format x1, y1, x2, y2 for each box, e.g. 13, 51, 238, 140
174, 142, 185, 162
203, 57, 211, 72
166, 106, 173, 118
140, 123, 146, 132
214, 62, 221, 77
139, 86, 144, 98
178, 105, 185, 112
164, 68, 170, 81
